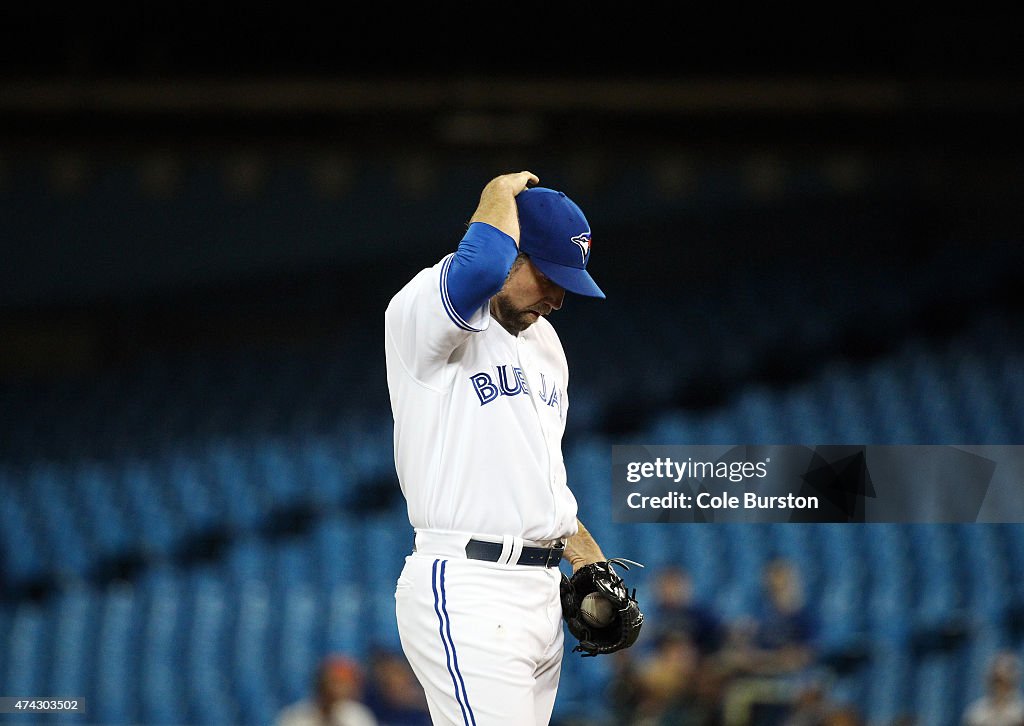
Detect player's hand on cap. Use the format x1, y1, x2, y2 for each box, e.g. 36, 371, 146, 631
471, 171, 540, 246
489, 170, 539, 196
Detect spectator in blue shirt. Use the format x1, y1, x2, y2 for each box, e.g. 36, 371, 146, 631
718, 558, 818, 726
649, 566, 725, 658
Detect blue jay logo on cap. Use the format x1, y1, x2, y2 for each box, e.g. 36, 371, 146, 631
570, 233, 591, 264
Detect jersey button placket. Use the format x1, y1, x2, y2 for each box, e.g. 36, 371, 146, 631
518, 338, 561, 521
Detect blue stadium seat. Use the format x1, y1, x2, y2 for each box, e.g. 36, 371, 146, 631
733, 385, 782, 443
48, 587, 96, 714
312, 514, 361, 590
960, 525, 1011, 625
205, 439, 264, 532
139, 569, 186, 725
0, 484, 47, 587
328, 577, 369, 655
271, 539, 313, 590
3, 602, 46, 720
121, 458, 178, 557
232, 579, 277, 726
223, 536, 270, 588
818, 364, 876, 443
252, 437, 305, 511
277, 582, 321, 706
93, 583, 138, 725
816, 525, 868, 650
28, 462, 92, 581
863, 525, 912, 643
681, 521, 724, 599
780, 387, 831, 444
645, 411, 699, 446
913, 653, 960, 726
863, 646, 912, 725
954, 353, 1005, 443
75, 459, 133, 561
301, 436, 351, 508
863, 363, 920, 444
908, 526, 964, 622
184, 570, 236, 725
998, 354, 1024, 440
0, 606, 8, 700
166, 449, 221, 534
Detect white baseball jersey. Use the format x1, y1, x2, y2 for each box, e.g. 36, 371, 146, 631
384, 246, 579, 543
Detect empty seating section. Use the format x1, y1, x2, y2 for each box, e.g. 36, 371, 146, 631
1, 276, 1022, 722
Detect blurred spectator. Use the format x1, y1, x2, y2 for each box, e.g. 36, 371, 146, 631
782, 678, 866, 726
650, 566, 725, 657
717, 557, 818, 726
608, 649, 645, 725
782, 678, 831, 726
362, 648, 431, 725
962, 651, 1024, 726
626, 630, 718, 725
821, 708, 863, 726
275, 654, 378, 726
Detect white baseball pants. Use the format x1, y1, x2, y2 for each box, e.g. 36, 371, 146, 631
395, 542, 565, 725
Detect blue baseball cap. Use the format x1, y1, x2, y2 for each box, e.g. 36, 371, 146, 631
516, 187, 606, 299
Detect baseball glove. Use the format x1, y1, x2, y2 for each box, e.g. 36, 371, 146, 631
560, 558, 644, 657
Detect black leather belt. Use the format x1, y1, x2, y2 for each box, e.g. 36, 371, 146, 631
465, 538, 565, 568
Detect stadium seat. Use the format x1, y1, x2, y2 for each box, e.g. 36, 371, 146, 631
3, 602, 47, 720
205, 439, 264, 532
139, 569, 186, 725
232, 578, 276, 726
48, 587, 96, 716
184, 570, 238, 725
301, 436, 352, 507
0, 481, 47, 588
277, 582, 321, 706
93, 583, 138, 725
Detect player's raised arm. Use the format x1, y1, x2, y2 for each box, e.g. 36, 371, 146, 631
441, 171, 539, 325
384, 172, 540, 385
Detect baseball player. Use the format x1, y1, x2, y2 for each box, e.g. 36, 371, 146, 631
384, 171, 642, 725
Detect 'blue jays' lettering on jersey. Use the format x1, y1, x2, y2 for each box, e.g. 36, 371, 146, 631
469, 365, 563, 419
469, 364, 529, 404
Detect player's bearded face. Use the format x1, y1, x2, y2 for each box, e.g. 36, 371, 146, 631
491, 255, 565, 334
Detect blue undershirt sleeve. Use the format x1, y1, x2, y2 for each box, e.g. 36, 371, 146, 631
441, 222, 519, 328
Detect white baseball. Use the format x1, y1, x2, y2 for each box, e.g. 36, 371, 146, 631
580, 593, 615, 627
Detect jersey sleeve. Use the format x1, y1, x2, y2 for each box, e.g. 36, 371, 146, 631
385, 222, 518, 387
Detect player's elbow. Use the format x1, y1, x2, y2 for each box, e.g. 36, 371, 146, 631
453, 257, 510, 298
446, 249, 514, 315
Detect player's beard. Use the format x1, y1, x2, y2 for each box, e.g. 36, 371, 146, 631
491, 293, 540, 335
